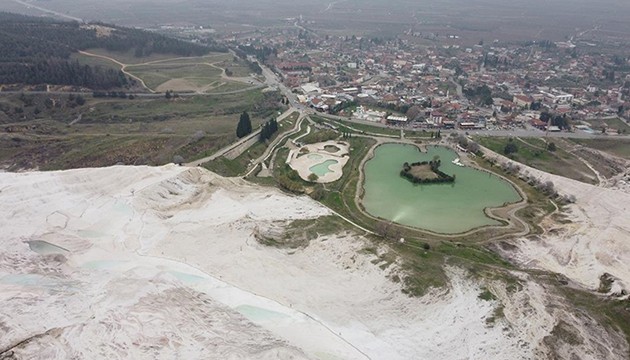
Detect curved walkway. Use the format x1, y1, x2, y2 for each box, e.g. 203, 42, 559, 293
78, 50, 155, 93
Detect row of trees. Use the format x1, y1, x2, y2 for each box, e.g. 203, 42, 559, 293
0, 60, 127, 89
235, 45, 277, 62
260, 118, 279, 142
455, 134, 481, 154
236, 111, 279, 141
539, 112, 570, 129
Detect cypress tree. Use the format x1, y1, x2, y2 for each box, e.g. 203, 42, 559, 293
237, 111, 252, 138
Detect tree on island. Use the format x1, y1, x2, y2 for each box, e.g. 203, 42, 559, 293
236, 111, 252, 138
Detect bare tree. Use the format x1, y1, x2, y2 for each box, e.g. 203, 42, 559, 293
375, 221, 390, 238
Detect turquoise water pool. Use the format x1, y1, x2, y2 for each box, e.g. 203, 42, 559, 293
309, 159, 339, 177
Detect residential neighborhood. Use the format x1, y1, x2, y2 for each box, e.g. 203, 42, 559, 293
220, 23, 630, 136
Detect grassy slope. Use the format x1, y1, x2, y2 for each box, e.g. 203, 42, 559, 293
475, 136, 598, 184
569, 138, 630, 160
203, 112, 300, 177
0, 90, 280, 170
75, 49, 249, 93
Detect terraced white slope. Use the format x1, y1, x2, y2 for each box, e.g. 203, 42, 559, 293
0, 165, 626, 359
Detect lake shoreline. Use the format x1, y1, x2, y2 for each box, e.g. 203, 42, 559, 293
355, 140, 526, 236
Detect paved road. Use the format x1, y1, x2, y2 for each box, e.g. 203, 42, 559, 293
313, 112, 630, 140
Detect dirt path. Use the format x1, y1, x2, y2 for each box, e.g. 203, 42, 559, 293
78, 51, 262, 94
78, 50, 155, 93
243, 112, 306, 178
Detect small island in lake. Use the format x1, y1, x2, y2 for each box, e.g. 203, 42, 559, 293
400, 158, 456, 184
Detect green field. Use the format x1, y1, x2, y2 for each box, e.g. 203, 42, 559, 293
475, 136, 598, 184
70, 52, 122, 70
583, 118, 630, 133
125, 62, 223, 91
74, 49, 254, 93
570, 138, 630, 160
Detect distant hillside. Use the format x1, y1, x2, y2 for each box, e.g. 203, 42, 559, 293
0, 12, 224, 90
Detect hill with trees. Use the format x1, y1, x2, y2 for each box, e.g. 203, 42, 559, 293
0, 12, 223, 89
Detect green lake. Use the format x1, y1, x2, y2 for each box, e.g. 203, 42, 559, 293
362, 144, 521, 234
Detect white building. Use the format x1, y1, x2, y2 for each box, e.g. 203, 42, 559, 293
386, 115, 408, 123
300, 83, 322, 95
540, 89, 574, 104
354, 106, 385, 122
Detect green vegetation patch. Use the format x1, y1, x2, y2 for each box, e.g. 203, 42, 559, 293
475, 136, 598, 184
584, 117, 630, 134
125, 63, 222, 90
478, 288, 498, 301
569, 138, 630, 160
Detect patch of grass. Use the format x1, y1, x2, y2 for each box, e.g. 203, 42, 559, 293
569, 138, 630, 160
485, 304, 505, 326
542, 273, 630, 348
256, 216, 350, 249
397, 248, 449, 297
0, 90, 282, 170
478, 288, 497, 301
125, 63, 222, 90
311, 115, 400, 137
86, 91, 268, 124
584, 117, 630, 133
301, 129, 339, 144
543, 320, 584, 349
0, 134, 182, 171
70, 52, 122, 71
475, 136, 597, 184
203, 156, 246, 177
218, 57, 254, 77
204, 139, 269, 177
206, 81, 252, 93
437, 242, 513, 268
